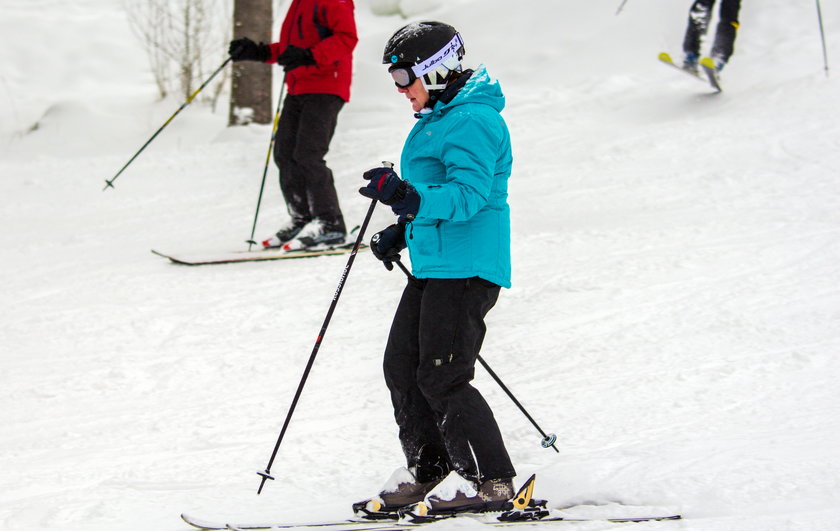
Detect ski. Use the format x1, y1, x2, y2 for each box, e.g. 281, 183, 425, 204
396, 512, 682, 526
700, 56, 723, 92
658, 52, 704, 81
183, 475, 680, 530
152, 242, 367, 266
195, 512, 682, 530
184, 510, 681, 530
658, 52, 722, 92
181, 513, 392, 530
224, 524, 393, 531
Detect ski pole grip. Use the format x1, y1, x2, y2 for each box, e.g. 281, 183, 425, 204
382, 160, 394, 169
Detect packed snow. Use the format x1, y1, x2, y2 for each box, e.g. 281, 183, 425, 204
1, 0, 839, 530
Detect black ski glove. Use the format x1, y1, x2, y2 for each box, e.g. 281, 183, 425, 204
276, 45, 315, 71
370, 224, 406, 271
359, 167, 421, 223
228, 37, 270, 62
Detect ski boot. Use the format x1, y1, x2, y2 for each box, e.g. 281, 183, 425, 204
398, 473, 548, 523
682, 52, 700, 75
281, 220, 346, 251
352, 467, 438, 520
261, 218, 309, 249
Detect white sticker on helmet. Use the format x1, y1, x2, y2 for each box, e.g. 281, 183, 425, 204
411, 33, 464, 80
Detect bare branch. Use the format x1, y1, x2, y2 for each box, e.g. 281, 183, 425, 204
124, 0, 232, 102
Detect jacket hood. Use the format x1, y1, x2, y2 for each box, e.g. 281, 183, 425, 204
433, 65, 505, 114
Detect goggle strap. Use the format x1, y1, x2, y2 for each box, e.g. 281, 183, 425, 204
411, 33, 464, 79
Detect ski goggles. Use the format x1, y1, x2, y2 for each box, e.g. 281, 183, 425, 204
387, 33, 464, 89
388, 64, 418, 89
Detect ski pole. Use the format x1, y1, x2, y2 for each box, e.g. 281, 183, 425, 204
103, 57, 233, 191
816, 0, 830, 77
256, 164, 391, 495
392, 260, 559, 453
616, 0, 629, 15
246, 73, 287, 251
475, 355, 559, 453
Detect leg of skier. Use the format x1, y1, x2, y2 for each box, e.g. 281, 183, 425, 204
266, 94, 311, 248
682, 0, 716, 72
372, 277, 516, 513
383, 278, 450, 469
413, 277, 517, 511
290, 94, 346, 241
355, 277, 452, 512
270, 94, 347, 249
710, 0, 742, 70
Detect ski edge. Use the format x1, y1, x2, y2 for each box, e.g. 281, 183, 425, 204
208, 513, 683, 530
700, 56, 723, 92
151, 244, 366, 266
181, 513, 683, 531
182, 513, 391, 530
546, 514, 682, 523
225, 525, 396, 531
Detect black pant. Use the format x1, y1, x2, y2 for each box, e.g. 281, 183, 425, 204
383, 277, 516, 483
683, 0, 742, 63
274, 93, 346, 232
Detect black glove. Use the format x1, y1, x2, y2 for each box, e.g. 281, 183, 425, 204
276, 45, 315, 71
228, 37, 270, 62
360, 167, 402, 203
370, 224, 406, 271
359, 167, 421, 223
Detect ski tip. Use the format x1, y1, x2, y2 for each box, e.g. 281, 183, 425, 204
699, 56, 716, 70
658, 52, 673, 64
180, 513, 217, 530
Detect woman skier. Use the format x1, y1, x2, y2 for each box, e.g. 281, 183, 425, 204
355, 21, 517, 516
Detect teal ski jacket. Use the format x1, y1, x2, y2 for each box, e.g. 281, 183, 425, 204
400, 65, 512, 288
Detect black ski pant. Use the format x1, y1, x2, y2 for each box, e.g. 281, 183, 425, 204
274, 93, 346, 232
683, 0, 742, 63
383, 276, 516, 484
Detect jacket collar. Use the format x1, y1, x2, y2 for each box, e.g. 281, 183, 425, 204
414, 69, 475, 119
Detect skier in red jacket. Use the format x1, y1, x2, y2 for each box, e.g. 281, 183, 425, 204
229, 0, 357, 249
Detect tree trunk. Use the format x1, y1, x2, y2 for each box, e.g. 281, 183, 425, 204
229, 0, 273, 125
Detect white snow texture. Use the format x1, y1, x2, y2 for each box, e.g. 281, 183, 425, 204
1, 0, 839, 530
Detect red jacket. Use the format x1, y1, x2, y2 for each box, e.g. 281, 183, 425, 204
266, 0, 357, 102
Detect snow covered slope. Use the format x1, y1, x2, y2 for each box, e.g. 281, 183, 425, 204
1, 0, 839, 530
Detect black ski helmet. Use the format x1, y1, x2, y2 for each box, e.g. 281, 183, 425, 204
383, 21, 464, 66
382, 21, 465, 91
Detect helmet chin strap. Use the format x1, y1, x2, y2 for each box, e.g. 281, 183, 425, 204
421, 67, 451, 91
423, 79, 446, 108
421, 60, 464, 108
